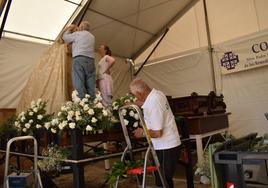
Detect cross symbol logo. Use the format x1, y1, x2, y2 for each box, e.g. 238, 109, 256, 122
220, 51, 239, 70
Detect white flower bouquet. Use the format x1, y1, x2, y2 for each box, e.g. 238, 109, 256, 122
47, 91, 113, 134
14, 99, 52, 135
112, 94, 141, 132
38, 144, 69, 176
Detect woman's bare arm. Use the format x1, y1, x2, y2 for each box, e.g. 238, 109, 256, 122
104, 56, 116, 74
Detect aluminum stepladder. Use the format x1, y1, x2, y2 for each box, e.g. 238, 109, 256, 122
115, 104, 168, 188
3, 136, 43, 188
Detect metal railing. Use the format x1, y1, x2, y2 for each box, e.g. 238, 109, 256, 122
3, 136, 43, 188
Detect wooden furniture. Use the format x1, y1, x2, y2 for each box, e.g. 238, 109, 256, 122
0, 108, 16, 124
168, 92, 230, 165
83, 127, 125, 143
187, 113, 230, 165
168, 91, 226, 117
187, 113, 230, 135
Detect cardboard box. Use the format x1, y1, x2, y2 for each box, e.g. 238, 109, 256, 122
8, 172, 33, 188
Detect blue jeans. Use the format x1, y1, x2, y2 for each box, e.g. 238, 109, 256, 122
72, 56, 96, 99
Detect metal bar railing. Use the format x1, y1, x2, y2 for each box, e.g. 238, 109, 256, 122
3, 136, 43, 188
0, 147, 147, 164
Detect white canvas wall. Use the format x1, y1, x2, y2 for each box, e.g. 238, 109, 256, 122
213, 30, 268, 137
0, 38, 48, 108
135, 0, 268, 137
0, 38, 131, 109
220, 66, 268, 137
139, 48, 213, 97
255, 0, 268, 30
206, 0, 268, 44
136, 0, 268, 64
138, 30, 268, 137
135, 0, 208, 64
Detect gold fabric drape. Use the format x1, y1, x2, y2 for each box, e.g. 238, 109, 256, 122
17, 41, 73, 114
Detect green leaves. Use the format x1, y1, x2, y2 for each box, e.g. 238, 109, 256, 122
106, 160, 144, 188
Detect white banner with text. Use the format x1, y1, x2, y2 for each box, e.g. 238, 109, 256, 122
214, 33, 268, 75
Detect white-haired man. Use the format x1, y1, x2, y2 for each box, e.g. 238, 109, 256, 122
130, 78, 181, 188
63, 21, 95, 99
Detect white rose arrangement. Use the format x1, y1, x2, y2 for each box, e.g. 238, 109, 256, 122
12, 92, 141, 136
48, 90, 113, 134
14, 99, 52, 135
112, 94, 141, 131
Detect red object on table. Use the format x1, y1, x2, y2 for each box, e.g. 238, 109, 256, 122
127, 166, 157, 175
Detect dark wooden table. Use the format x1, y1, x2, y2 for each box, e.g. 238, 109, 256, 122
185, 113, 231, 165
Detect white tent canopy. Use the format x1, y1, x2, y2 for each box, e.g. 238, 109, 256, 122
136, 0, 268, 63
1, 0, 85, 43
134, 0, 268, 137
1, 0, 199, 57
73, 0, 199, 58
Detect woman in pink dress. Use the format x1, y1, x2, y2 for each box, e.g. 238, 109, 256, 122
98, 45, 115, 107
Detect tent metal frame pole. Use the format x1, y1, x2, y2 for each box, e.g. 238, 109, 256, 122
77, 0, 93, 24
87, 8, 154, 35
57, 0, 90, 41
0, 0, 12, 40
131, 0, 199, 60
3, 30, 54, 42
134, 28, 169, 76
57, 0, 84, 40
64, 0, 80, 6
203, 0, 216, 92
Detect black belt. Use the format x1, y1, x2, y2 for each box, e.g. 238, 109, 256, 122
74, 55, 94, 59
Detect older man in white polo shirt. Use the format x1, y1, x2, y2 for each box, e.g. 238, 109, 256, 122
63, 21, 95, 99
130, 78, 181, 188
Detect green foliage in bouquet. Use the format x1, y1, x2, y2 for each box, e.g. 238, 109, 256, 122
0, 115, 18, 147
195, 132, 236, 185
46, 91, 113, 134
106, 160, 144, 188
13, 99, 53, 136
250, 133, 268, 152
0, 114, 17, 137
